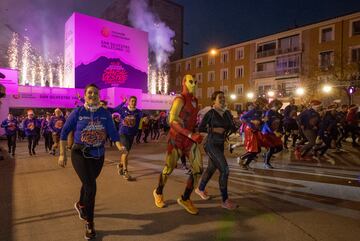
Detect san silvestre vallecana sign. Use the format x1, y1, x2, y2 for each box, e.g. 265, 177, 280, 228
64, 12, 149, 91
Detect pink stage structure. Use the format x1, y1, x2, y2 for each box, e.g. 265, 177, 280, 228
0, 13, 175, 135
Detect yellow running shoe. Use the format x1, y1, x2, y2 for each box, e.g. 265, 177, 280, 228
153, 189, 166, 208
177, 198, 198, 215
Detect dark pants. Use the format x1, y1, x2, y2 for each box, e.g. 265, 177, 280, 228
315, 133, 333, 156
27, 135, 37, 153
71, 148, 104, 222
300, 129, 317, 156
136, 130, 142, 143
44, 132, 53, 151
143, 129, 150, 142
199, 138, 229, 202
151, 128, 160, 140
7, 134, 16, 154
243, 152, 260, 166
264, 146, 283, 164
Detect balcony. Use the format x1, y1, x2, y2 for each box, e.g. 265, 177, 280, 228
276, 67, 300, 76
256, 49, 276, 58
277, 46, 301, 55
256, 46, 302, 59
253, 70, 276, 79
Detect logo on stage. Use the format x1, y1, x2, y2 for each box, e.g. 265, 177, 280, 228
102, 62, 128, 85
101, 27, 110, 38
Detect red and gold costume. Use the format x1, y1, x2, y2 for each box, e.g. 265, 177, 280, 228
153, 75, 203, 215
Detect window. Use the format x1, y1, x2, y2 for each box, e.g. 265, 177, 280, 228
351, 19, 360, 36
175, 77, 181, 86
185, 61, 191, 71
207, 87, 215, 98
257, 41, 276, 57
320, 26, 334, 43
196, 88, 202, 99
278, 35, 300, 53
176, 63, 181, 72
220, 85, 228, 95
351, 47, 360, 63
319, 51, 334, 69
196, 57, 203, 68
257, 61, 275, 72
234, 103, 242, 113
220, 51, 229, 63
220, 68, 228, 81
196, 73, 203, 83
235, 66, 244, 78
235, 47, 244, 60
258, 85, 272, 95
235, 84, 244, 96
208, 56, 215, 65
208, 71, 215, 81
276, 56, 301, 76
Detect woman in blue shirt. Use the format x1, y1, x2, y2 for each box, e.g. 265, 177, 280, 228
58, 84, 126, 240
1, 113, 18, 156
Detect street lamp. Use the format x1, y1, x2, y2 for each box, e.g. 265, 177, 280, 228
267, 90, 275, 98
209, 48, 218, 56
322, 84, 332, 93
246, 92, 254, 100
230, 94, 237, 100
295, 87, 305, 96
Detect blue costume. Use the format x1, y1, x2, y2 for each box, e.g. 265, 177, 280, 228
1, 118, 18, 155
60, 106, 120, 224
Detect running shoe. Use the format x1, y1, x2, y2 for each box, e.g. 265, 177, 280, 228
123, 170, 131, 180
74, 202, 87, 221
153, 189, 166, 208
264, 163, 274, 169
84, 222, 96, 240
221, 199, 238, 210
195, 188, 211, 200
177, 198, 198, 215
117, 164, 124, 176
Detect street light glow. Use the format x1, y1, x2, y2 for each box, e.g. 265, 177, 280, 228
267, 90, 275, 97
230, 94, 236, 100
295, 87, 305, 96
246, 92, 254, 99
209, 48, 217, 56
322, 85, 332, 93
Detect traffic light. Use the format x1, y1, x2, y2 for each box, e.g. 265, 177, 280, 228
347, 86, 356, 95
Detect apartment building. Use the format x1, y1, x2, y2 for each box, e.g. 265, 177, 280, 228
169, 11, 360, 111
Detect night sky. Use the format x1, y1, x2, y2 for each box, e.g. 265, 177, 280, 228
173, 0, 360, 57
1, 0, 360, 58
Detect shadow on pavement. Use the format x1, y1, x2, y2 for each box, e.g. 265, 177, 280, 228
0, 151, 15, 241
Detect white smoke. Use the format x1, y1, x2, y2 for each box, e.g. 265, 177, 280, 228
128, 0, 175, 68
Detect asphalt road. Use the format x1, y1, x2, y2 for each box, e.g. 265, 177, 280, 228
0, 136, 359, 241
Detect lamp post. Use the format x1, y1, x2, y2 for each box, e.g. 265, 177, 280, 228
246, 92, 254, 100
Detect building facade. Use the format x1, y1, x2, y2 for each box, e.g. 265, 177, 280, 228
169, 12, 360, 111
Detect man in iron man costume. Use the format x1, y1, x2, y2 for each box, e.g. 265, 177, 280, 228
153, 74, 203, 215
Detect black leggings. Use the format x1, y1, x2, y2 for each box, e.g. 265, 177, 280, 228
7, 134, 16, 154
44, 132, 53, 151
199, 140, 229, 202
27, 135, 37, 152
151, 128, 160, 140
71, 148, 104, 222
264, 146, 283, 164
